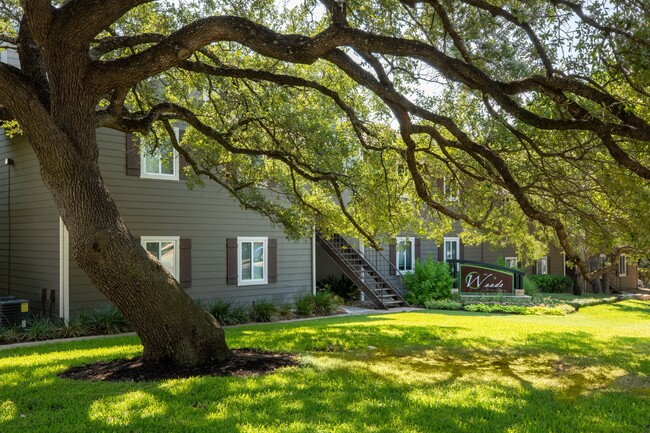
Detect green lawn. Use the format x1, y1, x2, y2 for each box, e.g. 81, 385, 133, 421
1, 301, 648, 432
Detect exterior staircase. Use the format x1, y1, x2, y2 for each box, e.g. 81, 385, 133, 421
316, 232, 408, 309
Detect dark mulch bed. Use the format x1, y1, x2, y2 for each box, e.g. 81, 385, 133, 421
58, 349, 298, 382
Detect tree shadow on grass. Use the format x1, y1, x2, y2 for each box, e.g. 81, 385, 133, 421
0, 314, 648, 432
1, 340, 647, 433
606, 299, 650, 317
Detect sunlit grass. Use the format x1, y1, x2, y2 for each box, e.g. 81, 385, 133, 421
0, 301, 648, 432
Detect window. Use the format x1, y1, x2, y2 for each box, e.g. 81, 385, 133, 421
443, 177, 459, 202
505, 257, 518, 269
536, 256, 548, 274
141, 236, 180, 279
238, 237, 267, 285
619, 255, 627, 277
444, 237, 460, 262
396, 237, 415, 274
140, 127, 180, 180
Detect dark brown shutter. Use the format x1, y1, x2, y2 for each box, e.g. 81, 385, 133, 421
178, 128, 189, 180
547, 255, 551, 274
226, 238, 238, 285
438, 245, 444, 262
179, 238, 192, 288
459, 239, 465, 260
532, 262, 537, 275
268, 239, 277, 283
126, 132, 141, 176
389, 243, 396, 275
414, 238, 421, 261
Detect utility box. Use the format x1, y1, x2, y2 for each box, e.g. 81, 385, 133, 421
0, 296, 29, 328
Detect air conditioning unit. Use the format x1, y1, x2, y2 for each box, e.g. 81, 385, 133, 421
0, 296, 29, 328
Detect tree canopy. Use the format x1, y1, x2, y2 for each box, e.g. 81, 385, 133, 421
0, 0, 649, 363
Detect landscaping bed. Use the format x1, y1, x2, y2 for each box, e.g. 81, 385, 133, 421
424, 293, 628, 315
0, 291, 344, 346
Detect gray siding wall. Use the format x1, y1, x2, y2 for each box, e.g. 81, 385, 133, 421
67, 128, 312, 312
0, 130, 60, 314
0, 48, 20, 68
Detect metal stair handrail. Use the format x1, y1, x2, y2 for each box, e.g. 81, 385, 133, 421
317, 232, 407, 301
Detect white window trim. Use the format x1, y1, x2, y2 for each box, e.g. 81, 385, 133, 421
443, 237, 460, 262
140, 127, 180, 180
537, 256, 548, 275
443, 177, 459, 202
505, 257, 518, 269
237, 236, 268, 286
619, 254, 627, 277
140, 236, 180, 279
395, 236, 415, 275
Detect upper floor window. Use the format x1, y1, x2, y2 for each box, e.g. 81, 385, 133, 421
443, 177, 459, 202
238, 237, 267, 285
505, 257, 518, 269
140, 127, 179, 180
536, 257, 548, 275
396, 237, 415, 274
141, 236, 180, 279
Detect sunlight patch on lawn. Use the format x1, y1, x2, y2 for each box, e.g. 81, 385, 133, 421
0, 400, 17, 423
89, 390, 166, 426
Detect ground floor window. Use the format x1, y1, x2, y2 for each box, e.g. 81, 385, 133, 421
238, 237, 267, 285
444, 237, 459, 262
537, 257, 548, 274
141, 236, 179, 279
396, 237, 415, 274
505, 257, 518, 269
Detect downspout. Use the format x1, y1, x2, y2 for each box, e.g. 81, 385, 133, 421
59, 219, 70, 321
312, 225, 316, 295
4, 158, 13, 296
359, 237, 365, 302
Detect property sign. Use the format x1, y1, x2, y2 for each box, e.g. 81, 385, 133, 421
459, 264, 515, 294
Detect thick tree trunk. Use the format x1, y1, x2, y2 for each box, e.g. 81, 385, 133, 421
14, 63, 229, 366
2, 27, 232, 367
47, 157, 230, 366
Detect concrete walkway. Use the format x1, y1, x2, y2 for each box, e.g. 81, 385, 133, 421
341, 306, 424, 315
0, 306, 424, 351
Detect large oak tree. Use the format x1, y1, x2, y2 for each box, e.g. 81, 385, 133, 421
1, 0, 648, 366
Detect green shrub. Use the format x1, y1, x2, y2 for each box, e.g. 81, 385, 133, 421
313, 291, 342, 315
424, 299, 463, 310
57, 315, 91, 338
276, 303, 294, 318
23, 315, 58, 341
248, 299, 278, 323
464, 304, 528, 314
208, 299, 249, 326
405, 258, 453, 304
0, 324, 24, 344
317, 275, 358, 300
526, 304, 576, 315
463, 303, 575, 315
294, 294, 315, 316
523, 276, 540, 296
529, 274, 573, 293
83, 306, 131, 334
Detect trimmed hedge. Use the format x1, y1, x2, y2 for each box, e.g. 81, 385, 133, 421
463, 303, 575, 315
424, 299, 463, 310
528, 274, 573, 293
